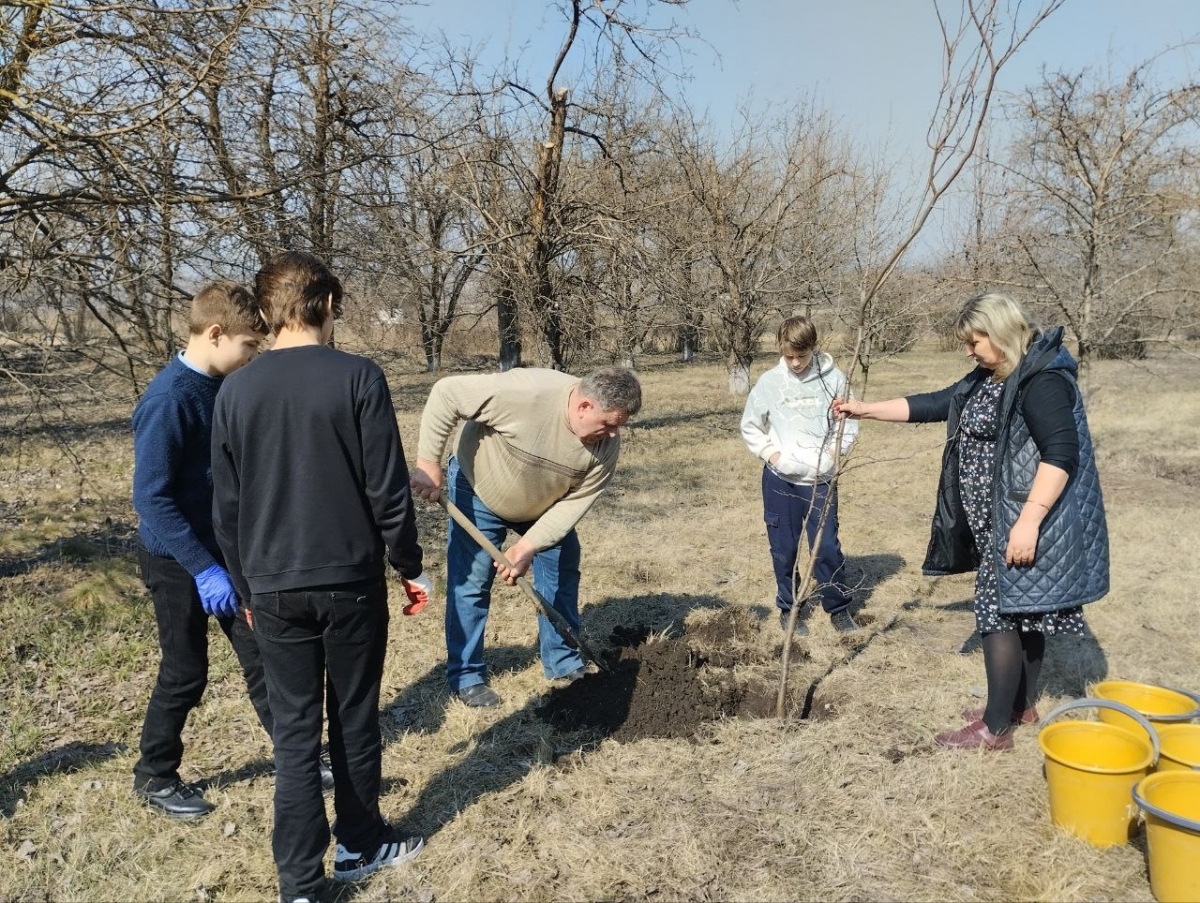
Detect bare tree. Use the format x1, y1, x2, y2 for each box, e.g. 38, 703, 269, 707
668, 104, 846, 393
999, 58, 1200, 367
466, 0, 692, 370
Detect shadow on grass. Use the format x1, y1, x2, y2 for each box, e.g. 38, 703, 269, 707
391, 592, 727, 841
195, 757, 277, 795
1041, 622, 1109, 698
846, 551, 905, 612
957, 617, 1108, 696
0, 517, 138, 578
628, 406, 744, 433
0, 740, 128, 818
4, 415, 131, 444
937, 598, 977, 613
379, 643, 540, 740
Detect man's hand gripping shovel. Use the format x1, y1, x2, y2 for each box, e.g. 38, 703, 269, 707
435, 494, 611, 674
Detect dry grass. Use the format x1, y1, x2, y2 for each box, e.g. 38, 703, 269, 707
2, 343, 1199, 902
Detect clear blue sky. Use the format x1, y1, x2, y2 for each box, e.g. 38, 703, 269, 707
405, 0, 1198, 163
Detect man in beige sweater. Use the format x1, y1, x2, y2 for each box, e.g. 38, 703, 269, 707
410, 367, 641, 707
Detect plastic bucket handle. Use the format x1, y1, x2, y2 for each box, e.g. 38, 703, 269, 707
1133, 775, 1200, 833
1041, 698, 1160, 765
1162, 686, 1200, 722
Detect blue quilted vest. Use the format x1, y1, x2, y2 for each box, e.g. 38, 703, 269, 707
922, 328, 1109, 613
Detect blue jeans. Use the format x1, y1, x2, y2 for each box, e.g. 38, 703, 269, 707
445, 457, 583, 689
762, 466, 852, 614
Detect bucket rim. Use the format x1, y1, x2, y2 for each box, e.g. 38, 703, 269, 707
1040, 698, 1160, 765
1133, 771, 1200, 833
1092, 681, 1200, 722
1157, 724, 1200, 769
1039, 721, 1156, 774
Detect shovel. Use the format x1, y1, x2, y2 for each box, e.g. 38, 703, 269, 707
435, 494, 611, 673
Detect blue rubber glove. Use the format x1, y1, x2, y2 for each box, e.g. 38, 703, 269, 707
195, 564, 239, 618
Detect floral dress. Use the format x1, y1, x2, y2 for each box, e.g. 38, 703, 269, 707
958, 380, 1086, 635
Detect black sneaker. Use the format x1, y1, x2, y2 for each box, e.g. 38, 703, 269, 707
831, 609, 861, 634
279, 895, 319, 903
456, 684, 501, 707
135, 779, 216, 820
333, 826, 425, 882
779, 599, 815, 636
319, 755, 334, 795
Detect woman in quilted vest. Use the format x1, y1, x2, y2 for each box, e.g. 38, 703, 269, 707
833, 293, 1108, 751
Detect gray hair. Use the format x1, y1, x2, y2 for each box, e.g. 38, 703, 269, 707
578, 367, 642, 415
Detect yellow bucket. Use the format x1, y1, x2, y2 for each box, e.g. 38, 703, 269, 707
1156, 724, 1200, 773
1133, 770, 1200, 903
1093, 681, 1199, 740
1038, 699, 1159, 847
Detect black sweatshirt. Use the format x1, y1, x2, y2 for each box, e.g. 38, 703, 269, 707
906, 370, 1080, 476
211, 345, 423, 598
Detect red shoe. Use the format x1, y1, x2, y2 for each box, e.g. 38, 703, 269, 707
935, 720, 1014, 751
961, 705, 1040, 727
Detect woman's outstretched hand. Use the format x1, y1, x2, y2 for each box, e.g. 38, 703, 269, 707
832, 398, 862, 419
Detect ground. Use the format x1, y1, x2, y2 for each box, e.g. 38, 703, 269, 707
1, 341, 1198, 902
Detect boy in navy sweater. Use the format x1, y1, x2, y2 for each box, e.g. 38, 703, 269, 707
213, 252, 430, 902
131, 281, 277, 819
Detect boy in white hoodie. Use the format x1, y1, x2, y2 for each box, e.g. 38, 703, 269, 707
741, 316, 860, 634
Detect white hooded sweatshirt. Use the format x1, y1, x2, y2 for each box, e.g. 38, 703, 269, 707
740, 352, 858, 485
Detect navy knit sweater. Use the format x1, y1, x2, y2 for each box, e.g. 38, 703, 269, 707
132, 354, 224, 575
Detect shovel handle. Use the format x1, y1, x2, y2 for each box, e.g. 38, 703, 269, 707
434, 494, 561, 628
433, 492, 611, 673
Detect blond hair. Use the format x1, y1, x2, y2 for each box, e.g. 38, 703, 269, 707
953, 293, 1038, 380
188, 280, 265, 336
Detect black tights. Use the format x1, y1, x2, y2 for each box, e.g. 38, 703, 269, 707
981, 630, 1045, 734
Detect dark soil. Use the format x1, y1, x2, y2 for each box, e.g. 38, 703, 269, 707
536, 608, 808, 741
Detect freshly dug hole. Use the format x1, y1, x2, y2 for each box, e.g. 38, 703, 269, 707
536, 608, 806, 740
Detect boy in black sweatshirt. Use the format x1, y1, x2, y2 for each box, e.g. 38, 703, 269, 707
212, 251, 430, 903
131, 280, 278, 820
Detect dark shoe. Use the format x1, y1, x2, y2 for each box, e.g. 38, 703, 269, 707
279, 894, 320, 903
456, 684, 501, 708
333, 824, 424, 882
935, 719, 1014, 751
319, 755, 334, 795
779, 599, 815, 636
961, 705, 1040, 727
135, 780, 216, 820
830, 609, 861, 634
557, 666, 589, 684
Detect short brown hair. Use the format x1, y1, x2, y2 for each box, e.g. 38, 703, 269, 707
777, 316, 817, 354
188, 280, 266, 336
255, 251, 344, 334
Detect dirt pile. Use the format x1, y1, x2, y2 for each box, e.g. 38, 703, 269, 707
537, 608, 799, 741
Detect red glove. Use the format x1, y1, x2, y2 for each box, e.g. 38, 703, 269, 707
401, 571, 433, 615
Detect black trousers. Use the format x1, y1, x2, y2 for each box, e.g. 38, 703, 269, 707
249, 577, 390, 899
134, 545, 274, 789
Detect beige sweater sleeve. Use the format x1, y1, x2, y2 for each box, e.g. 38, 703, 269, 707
416, 373, 499, 464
